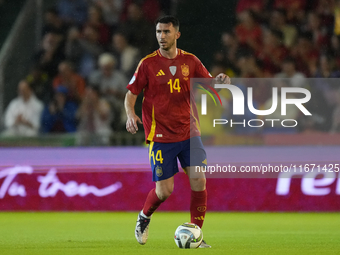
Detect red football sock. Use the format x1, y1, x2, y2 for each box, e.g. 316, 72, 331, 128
190, 189, 207, 228
142, 188, 164, 217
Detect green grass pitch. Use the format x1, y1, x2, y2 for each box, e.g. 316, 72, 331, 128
0, 212, 339, 255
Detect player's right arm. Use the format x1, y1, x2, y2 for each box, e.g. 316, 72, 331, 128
124, 90, 142, 134
125, 56, 149, 134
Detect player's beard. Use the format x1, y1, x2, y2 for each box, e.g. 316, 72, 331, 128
160, 39, 176, 51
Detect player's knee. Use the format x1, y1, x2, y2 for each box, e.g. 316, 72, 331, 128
156, 187, 173, 201
190, 177, 206, 191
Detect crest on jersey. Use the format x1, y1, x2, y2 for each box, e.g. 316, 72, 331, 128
169, 66, 177, 76
181, 64, 189, 77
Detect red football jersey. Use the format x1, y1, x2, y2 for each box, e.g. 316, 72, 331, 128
127, 49, 212, 143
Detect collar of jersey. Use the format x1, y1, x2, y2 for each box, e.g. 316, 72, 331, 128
157, 48, 180, 60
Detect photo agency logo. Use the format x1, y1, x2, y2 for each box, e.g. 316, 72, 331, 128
196, 83, 222, 108
199, 81, 312, 128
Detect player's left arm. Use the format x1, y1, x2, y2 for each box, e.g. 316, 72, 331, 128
194, 56, 231, 89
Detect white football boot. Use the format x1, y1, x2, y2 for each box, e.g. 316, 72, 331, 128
135, 211, 151, 245
199, 239, 212, 248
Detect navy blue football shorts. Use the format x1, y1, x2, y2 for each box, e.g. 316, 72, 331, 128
148, 136, 207, 182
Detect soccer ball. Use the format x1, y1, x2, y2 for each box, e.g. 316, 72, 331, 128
174, 223, 203, 249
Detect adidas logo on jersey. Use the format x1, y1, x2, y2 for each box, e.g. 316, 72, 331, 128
156, 70, 165, 76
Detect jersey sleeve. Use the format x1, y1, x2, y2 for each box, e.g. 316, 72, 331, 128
126, 59, 148, 95
194, 56, 212, 78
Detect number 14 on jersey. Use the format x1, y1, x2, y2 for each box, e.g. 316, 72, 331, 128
168, 78, 181, 93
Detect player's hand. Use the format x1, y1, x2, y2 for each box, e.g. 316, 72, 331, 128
126, 114, 142, 134
216, 73, 231, 84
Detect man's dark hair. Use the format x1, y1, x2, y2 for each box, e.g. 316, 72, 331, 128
155, 16, 180, 30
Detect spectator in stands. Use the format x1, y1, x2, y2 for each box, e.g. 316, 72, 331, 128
235, 10, 263, 52
89, 53, 127, 97
2, 80, 43, 137
235, 52, 263, 78
34, 31, 65, 78
119, 2, 154, 55
210, 61, 235, 79
90, 0, 123, 31
42, 7, 69, 36
121, 0, 161, 23
334, 0, 340, 36
84, 5, 110, 46
214, 32, 239, 73
314, 0, 334, 30
290, 32, 319, 76
236, 0, 265, 15
56, 0, 88, 26
26, 65, 52, 103
331, 90, 340, 132
258, 29, 289, 75
210, 62, 228, 78
275, 57, 306, 88
41, 86, 78, 133
235, 52, 271, 106
304, 12, 330, 49
273, 0, 307, 24
314, 55, 340, 78
111, 32, 140, 78
64, 26, 81, 64
53, 61, 86, 103
89, 53, 127, 129
330, 35, 340, 69
269, 9, 297, 48
65, 25, 104, 78
76, 86, 112, 145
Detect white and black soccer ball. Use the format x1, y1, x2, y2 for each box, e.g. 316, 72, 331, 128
174, 223, 203, 249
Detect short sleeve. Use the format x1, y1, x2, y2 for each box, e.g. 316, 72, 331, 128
194, 56, 212, 78
126, 59, 148, 95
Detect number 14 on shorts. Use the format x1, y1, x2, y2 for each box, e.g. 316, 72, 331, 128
150, 150, 164, 164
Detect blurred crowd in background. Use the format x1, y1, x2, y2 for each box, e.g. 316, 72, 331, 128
210, 0, 340, 134
2, 0, 173, 145
2, 0, 340, 145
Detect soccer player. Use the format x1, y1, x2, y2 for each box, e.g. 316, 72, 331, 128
124, 15, 230, 248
